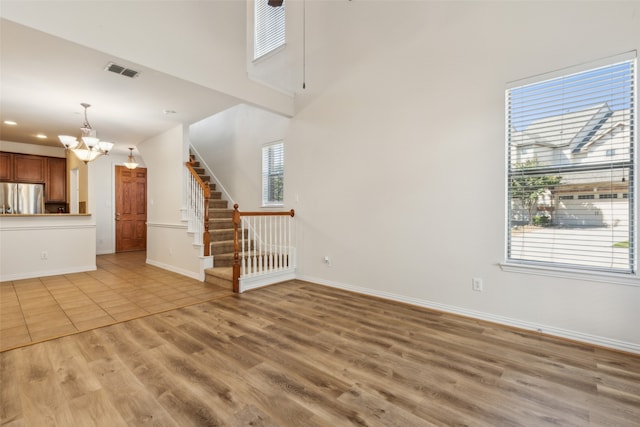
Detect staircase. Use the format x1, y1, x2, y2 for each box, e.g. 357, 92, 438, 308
188, 155, 235, 289
187, 152, 296, 293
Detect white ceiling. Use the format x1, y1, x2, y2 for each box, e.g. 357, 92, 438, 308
0, 19, 243, 154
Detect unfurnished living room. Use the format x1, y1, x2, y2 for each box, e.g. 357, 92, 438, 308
1, 1, 639, 426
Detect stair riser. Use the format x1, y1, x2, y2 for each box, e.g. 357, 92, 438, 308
204, 274, 232, 289
210, 220, 233, 230
209, 209, 233, 219
211, 240, 254, 255
209, 200, 227, 209
211, 229, 247, 241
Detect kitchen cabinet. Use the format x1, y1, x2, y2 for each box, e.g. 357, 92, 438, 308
1, 152, 67, 204
46, 157, 66, 202
13, 154, 46, 183
0, 153, 11, 181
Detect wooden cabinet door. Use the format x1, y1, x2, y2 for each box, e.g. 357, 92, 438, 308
0, 152, 11, 181
13, 154, 46, 183
46, 157, 66, 202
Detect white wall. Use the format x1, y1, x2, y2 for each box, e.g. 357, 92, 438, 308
0, 140, 65, 158
138, 125, 203, 279
0, 215, 96, 281
1, 0, 293, 116
89, 152, 147, 255
275, 1, 639, 352
190, 103, 290, 211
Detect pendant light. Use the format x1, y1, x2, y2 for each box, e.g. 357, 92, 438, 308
124, 147, 139, 170
58, 103, 113, 163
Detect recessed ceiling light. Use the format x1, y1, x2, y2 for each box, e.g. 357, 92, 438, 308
3, 120, 17, 126
36, 134, 47, 139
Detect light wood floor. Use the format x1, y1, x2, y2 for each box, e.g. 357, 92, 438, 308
1, 264, 639, 426
0, 252, 232, 352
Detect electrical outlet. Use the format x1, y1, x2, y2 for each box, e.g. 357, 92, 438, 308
472, 277, 483, 292
41, 251, 48, 260
323, 255, 331, 266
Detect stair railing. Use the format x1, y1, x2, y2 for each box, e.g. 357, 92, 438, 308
232, 204, 295, 292
185, 161, 211, 256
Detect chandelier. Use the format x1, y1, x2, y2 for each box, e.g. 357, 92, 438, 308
58, 103, 114, 163
124, 147, 139, 170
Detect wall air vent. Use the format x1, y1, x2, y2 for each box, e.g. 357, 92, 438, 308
104, 62, 139, 78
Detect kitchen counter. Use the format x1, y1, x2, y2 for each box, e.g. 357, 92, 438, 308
0, 214, 97, 281
0, 213, 91, 217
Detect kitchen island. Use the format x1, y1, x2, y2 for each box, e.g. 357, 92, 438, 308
0, 214, 96, 281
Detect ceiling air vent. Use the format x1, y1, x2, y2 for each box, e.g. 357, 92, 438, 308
104, 62, 139, 78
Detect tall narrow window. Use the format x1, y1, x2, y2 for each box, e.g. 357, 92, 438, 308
262, 142, 284, 206
254, 0, 285, 60
506, 53, 636, 275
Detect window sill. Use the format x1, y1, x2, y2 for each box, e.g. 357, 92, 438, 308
500, 262, 639, 287
261, 204, 284, 209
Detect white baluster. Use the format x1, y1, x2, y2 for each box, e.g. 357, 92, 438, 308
241, 217, 246, 276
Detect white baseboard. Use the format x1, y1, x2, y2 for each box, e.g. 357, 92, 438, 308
146, 258, 201, 281
298, 274, 640, 355
1, 265, 97, 282
240, 269, 296, 292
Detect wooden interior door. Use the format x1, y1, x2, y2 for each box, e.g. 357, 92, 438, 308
115, 166, 147, 252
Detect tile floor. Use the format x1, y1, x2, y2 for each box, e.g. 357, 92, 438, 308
0, 251, 232, 352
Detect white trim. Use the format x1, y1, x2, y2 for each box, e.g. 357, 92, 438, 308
500, 262, 640, 287
297, 274, 640, 355
1, 265, 97, 282
145, 258, 201, 281
0, 223, 95, 232
240, 268, 296, 292
146, 221, 187, 229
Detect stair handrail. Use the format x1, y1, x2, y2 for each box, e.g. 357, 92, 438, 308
232, 203, 295, 292
185, 160, 211, 256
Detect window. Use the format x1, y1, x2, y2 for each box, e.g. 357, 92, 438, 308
254, 0, 285, 60
262, 142, 284, 206
506, 53, 636, 275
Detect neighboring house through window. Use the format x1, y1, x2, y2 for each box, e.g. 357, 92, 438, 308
262, 141, 284, 206
254, 0, 285, 60
506, 53, 636, 275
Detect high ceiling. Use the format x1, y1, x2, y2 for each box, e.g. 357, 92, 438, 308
0, 19, 243, 154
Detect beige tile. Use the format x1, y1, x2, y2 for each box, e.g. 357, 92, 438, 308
66, 310, 112, 324
29, 323, 78, 341
26, 316, 74, 331
110, 308, 149, 322
0, 331, 32, 349
73, 316, 116, 331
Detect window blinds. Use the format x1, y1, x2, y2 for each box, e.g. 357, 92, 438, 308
262, 142, 284, 205
254, 0, 285, 60
506, 54, 636, 274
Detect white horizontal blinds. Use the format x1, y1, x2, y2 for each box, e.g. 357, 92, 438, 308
262, 142, 284, 205
254, 0, 285, 60
507, 55, 636, 273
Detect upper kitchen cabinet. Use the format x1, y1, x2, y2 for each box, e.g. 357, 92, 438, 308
0, 152, 12, 181
46, 157, 66, 202
13, 153, 46, 183
0, 152, 67, 203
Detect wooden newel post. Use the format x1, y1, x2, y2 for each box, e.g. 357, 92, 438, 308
232, 203, 241, 293
203, 195, 210, 257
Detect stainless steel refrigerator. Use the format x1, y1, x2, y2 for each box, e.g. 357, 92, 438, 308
0, 182, 44, 214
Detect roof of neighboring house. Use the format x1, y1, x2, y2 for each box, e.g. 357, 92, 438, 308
510, 103, 629, 153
